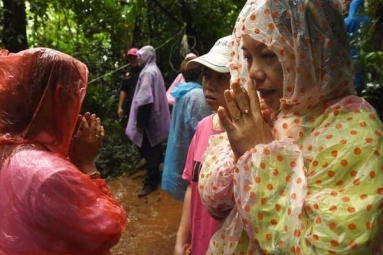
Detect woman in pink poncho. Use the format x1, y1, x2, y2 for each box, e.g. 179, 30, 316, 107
0, 48, 126, 254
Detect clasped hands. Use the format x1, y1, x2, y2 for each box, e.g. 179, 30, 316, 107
69, 112, 104, 174
217, 81, 273, 162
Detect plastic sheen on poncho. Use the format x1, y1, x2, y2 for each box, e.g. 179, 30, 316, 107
198, 0, 383, 254
161, 82, 212, 201
0, 48, 87, 154
0, 48, 126, 254
126, 45, 170, 147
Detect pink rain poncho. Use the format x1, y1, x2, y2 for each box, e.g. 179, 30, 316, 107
126, 46, 170, 147
0, 48, 126, 254
198, 0, 383, 254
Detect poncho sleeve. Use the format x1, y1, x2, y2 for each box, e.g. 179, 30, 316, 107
199, 135, 306, 252
199, 132, 237, 219
0, 149, 126, 254
35, 170, 126, 252
199, 106, 383, 254
297, 108, 383, 253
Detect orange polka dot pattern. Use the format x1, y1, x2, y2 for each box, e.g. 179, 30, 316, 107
198, 0, 383, 254
200, 102, 383, 255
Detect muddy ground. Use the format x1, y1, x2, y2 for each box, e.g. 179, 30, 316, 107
108, 170, 183, 255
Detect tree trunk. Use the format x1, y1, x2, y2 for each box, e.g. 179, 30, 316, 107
2, 0, 28, 52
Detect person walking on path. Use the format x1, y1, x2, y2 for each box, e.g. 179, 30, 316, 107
126, 45, 170, 198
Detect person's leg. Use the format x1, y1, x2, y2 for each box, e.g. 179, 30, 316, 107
144, 142, 163, 187
138, 132, 163, 198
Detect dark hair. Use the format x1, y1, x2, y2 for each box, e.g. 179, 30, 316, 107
182, 67, 202, 83
179, 55, 202, 83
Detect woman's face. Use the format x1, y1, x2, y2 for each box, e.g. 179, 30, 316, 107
202, 67, 231, 112
242, 35, 284, 111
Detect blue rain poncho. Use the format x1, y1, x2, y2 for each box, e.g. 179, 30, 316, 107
161, 82, 212, 201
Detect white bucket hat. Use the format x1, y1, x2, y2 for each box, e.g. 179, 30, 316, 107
187, 35, 231, 73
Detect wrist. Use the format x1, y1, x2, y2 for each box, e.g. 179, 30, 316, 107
176, 231, 190, 245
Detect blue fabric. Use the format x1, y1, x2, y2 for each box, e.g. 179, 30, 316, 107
344, 0, 370, 91
170, 82, 202, 99
161, 83, 212, 201
344, 0, 370, 54
347, 0, 365, 19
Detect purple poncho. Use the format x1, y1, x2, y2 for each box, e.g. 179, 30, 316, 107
126, 46, 170, 147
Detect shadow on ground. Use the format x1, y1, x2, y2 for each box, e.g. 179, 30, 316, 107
107, 170, 183, 255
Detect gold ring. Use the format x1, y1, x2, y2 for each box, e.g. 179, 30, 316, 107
243, 109, 249, 114
96, 135, 101, 138
234, 115, 242, 121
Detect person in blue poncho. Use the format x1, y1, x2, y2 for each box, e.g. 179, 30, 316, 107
344, 0, 370, 92
345, 0, 370, 34
161, 55, 212, 201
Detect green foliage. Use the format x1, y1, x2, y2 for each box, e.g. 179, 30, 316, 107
351, 0, 383, 120
96, 118, 142, 179
2, 0, 241, 179
0, 2, 3, 44
352, 17, 383, 89
366, 0, 383, 19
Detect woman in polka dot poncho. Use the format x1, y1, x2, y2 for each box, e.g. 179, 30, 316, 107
198, 0, 383, 254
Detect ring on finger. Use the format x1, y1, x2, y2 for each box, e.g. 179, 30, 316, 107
243, 109, 249, 115
96, 134, 101, 138
234, 115, 242, 121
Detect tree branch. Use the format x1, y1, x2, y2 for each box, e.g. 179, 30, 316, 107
148, 0, 183, 26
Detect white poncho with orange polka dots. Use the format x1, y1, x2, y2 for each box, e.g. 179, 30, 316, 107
198, 0, 383, 254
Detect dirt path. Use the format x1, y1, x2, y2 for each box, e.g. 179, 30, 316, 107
107, 170, 183, 255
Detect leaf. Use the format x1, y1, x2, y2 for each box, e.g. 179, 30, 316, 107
104, 0, 115, 9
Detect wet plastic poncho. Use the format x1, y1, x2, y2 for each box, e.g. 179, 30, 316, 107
126, 46, 170, 147
198, 1, 383, 254
166, 73, 186, 105
161, 82, 212, 201
0, 48, 126, 254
